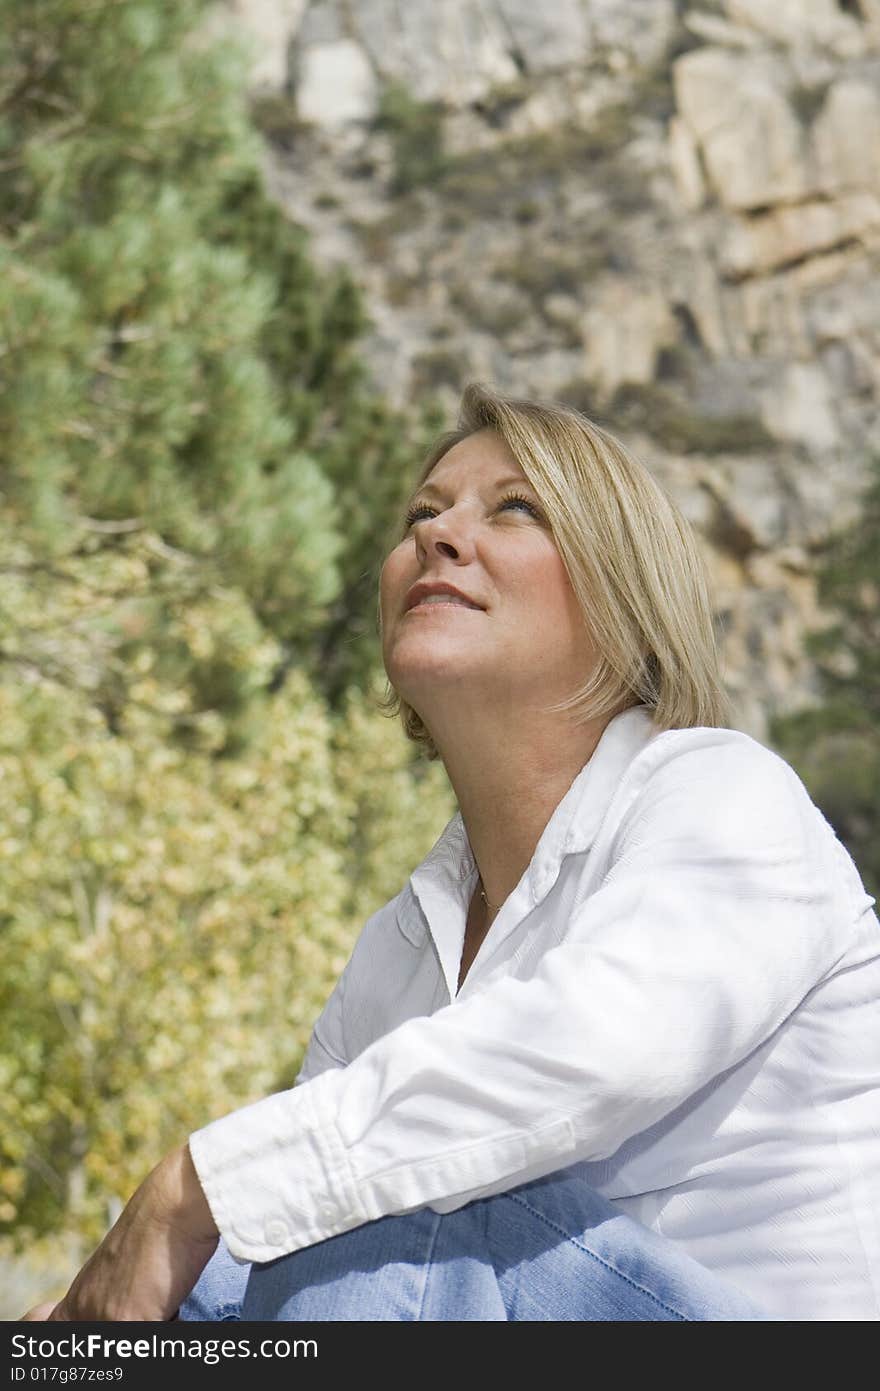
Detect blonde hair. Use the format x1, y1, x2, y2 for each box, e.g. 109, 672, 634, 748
376, 382, 732, 759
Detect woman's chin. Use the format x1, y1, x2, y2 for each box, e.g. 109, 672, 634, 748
387, 650, 489, 700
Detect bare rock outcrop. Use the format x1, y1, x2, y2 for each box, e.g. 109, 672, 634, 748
212, 0, 880, 742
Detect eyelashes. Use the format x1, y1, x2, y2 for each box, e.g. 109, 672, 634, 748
403, 491, 543, 530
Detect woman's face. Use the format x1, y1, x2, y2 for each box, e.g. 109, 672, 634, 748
379, 429, 598, 725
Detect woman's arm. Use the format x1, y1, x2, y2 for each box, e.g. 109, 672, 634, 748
189, 738, 856, 1262
22, 940, 352, 1319
23, 1144, 218, 1320
28, 738, 858, 1316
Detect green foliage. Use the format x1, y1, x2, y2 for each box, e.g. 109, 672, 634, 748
608, 382, 776, 455
0, 1, 344, 648
472, 77, 532, 129
769, 459, 880, 902
330, 675, 456, 951
493, 246, 597, 306
0, 664, 349, 1241
353, 106, 646, 296
438, 106, 639, 215
374, 81, 447, 196
249, 91, 312, 147
303, 392, 446, 706
0, 644, 454, 1250
0, 0, 442, 702
411, 347, 467, 394
0, 0, 458, 1262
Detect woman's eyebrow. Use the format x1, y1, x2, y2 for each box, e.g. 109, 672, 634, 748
410, 475, 538, 501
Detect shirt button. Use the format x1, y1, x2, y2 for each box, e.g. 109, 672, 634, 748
319, 1201, 335, 1221
265, 1219, 289, 1246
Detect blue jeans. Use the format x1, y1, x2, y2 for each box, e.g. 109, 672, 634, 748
179, 1166, 772, 1321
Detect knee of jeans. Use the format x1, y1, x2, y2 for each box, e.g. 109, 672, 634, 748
178, 1239, 251, 1322
179, 1294, 242, 1321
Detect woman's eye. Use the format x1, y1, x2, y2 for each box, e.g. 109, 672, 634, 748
403, 494, 541, 530
404, 504, 435, 527
500, 494, 541, 517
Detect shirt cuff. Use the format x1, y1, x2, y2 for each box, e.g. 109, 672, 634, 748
188, 1067, 369, 1264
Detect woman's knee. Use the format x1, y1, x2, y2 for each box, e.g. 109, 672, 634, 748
178, 1239, 251, 1321
243, 1202, 511, 1321
214, 1169, 769, 1322
243, 1207, 446, 1321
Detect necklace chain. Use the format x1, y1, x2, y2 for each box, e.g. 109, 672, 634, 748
479, 879, 502, 913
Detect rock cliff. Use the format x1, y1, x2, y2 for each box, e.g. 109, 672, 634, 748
212, 0, 880, 741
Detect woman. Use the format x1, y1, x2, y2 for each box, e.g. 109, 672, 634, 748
27, 385, 880, 1321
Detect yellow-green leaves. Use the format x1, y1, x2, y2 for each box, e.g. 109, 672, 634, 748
0, 640, 453, 1251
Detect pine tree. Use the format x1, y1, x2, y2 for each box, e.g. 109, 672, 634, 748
1, 0, 335, 723
0, 0, 456, 1268
0, 0, 437, 726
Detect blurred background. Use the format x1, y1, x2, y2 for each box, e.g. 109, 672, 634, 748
1, 0, 877, 1309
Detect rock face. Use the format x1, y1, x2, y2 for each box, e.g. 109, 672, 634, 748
217, 0, 880, 743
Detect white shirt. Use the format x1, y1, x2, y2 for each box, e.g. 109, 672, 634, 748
190, 705, 880, 1320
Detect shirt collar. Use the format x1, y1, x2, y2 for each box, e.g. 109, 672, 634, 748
402, 704, 661, 965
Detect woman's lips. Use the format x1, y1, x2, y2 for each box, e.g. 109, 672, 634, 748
405, 580, 485, 611
406, 598, 484, 613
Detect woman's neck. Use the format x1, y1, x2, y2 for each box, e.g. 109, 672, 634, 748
435, 712, 613, 913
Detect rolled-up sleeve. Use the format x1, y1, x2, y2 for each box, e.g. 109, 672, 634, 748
189, 741, 852, 1263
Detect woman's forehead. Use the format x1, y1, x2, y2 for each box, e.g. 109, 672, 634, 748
423, 429, 524, 487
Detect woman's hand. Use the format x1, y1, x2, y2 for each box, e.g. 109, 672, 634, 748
21, 1144, 218, 1321
21, 1301, 56, 1320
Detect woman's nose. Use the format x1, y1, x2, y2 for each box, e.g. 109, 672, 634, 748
414, 509, 475, 560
